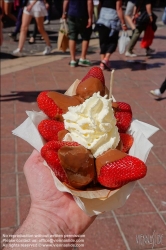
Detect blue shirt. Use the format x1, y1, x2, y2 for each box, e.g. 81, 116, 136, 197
68, 0, 88, 18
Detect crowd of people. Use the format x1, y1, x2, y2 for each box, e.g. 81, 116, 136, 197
0, 0, 165, 96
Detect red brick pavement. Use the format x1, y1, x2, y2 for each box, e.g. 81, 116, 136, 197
1, 26, 166, 250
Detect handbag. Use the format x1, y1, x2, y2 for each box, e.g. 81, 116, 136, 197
162, 7, 166, 25
118, 31, 130, 54
140, 24, 154, 48
136, 11, 157, 29
133, 0, 157, 29
57, 19, 69, 52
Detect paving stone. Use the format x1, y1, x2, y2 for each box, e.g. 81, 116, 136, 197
144, 185, 166, 212
83, 217, 127, 250
1, 173, 16, 197
1, 197, 17, 228
1, 154, 15, 173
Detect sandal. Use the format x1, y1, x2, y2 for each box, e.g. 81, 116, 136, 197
101, 59, 111, 71
99, 62, 105, 71
29, 37, 35, 44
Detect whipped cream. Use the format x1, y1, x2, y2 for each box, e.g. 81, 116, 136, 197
63, 92, 120, 157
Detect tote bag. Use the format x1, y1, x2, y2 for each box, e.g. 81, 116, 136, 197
118, 31, 130, 54
57, 20, 69, 52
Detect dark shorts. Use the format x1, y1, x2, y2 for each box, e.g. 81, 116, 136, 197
67, 16, 92, 41
97, 24, 119, 54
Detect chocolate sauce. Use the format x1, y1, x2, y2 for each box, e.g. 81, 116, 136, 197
76, 77, 105, 99
58, 129, 68, 141
96, 149, 126, 176
58, 145, 95, 189
48, 92, 83, 113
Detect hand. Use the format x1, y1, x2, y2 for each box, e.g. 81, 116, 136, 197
24, 150, 96, 236
26, 3, 33, 12
122, 25, 128, 31
45, 2, 49, 9
86, 18, 92, 28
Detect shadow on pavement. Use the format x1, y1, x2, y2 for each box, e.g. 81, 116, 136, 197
0, 90, 66, 102
155, 97, 166, 101
0, 52, 18, 59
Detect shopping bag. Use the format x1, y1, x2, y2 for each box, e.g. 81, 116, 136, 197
118, 31, 130, 54
162, 7, 166, 25
140, 24, 154, 48
57, 19, 69, 52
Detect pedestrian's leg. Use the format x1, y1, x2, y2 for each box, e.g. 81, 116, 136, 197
126, 28, 142, 53
13, 7, 23, 35
80, 40, 89, 59
17, 13, 32, 51
160, 78, 166, 94
4, 1, 16, 22
35, 16, 51, 46
69, 39, 76, 61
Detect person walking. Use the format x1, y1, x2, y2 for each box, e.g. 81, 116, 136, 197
13, 0, 52, 56
62, 0, 93, 67
125, 0, 156, 57
125, 0, 136, 32
96, 0, 127, 71
150, 78, 166, 98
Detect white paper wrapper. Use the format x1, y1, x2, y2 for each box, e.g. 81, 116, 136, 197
12, 80, 159, 216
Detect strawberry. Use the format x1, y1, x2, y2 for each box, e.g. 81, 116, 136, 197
37, 91, 63, 119
114, 102, 132, 133
41, 141, 79, 183
120, 133, 134, 153
80, 66, 105, 85
97, 154, 147, 189
38, 119, 65, 141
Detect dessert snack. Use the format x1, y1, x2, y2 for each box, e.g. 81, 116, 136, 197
37, 67, 147, 191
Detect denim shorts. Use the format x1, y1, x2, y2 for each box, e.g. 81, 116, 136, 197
67, 16, 92, 41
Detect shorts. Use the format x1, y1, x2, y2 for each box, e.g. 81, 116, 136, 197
23, 1, 47, 17
125, 1, 135, 16
67, 16, 92, 41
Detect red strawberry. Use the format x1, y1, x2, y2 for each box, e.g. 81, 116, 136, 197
37, 91, 63, 119
80, 66, 105, 85
41, 141, 79, 183
120, 133, 134, 153
38, 119, 65, 141
114, 102, 132, 133
97, 154, 147, 189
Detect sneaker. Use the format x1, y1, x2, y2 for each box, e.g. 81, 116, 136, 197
150, 89, 162, 97
146, 47, 155, 56
42, 46, 52, 55
69, 60, 77, 67
13, 48, 23, 56
125, 51, 137, 57
101, 59, 111, 71
44, 20, 50, 25
78, 58, 91, 67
